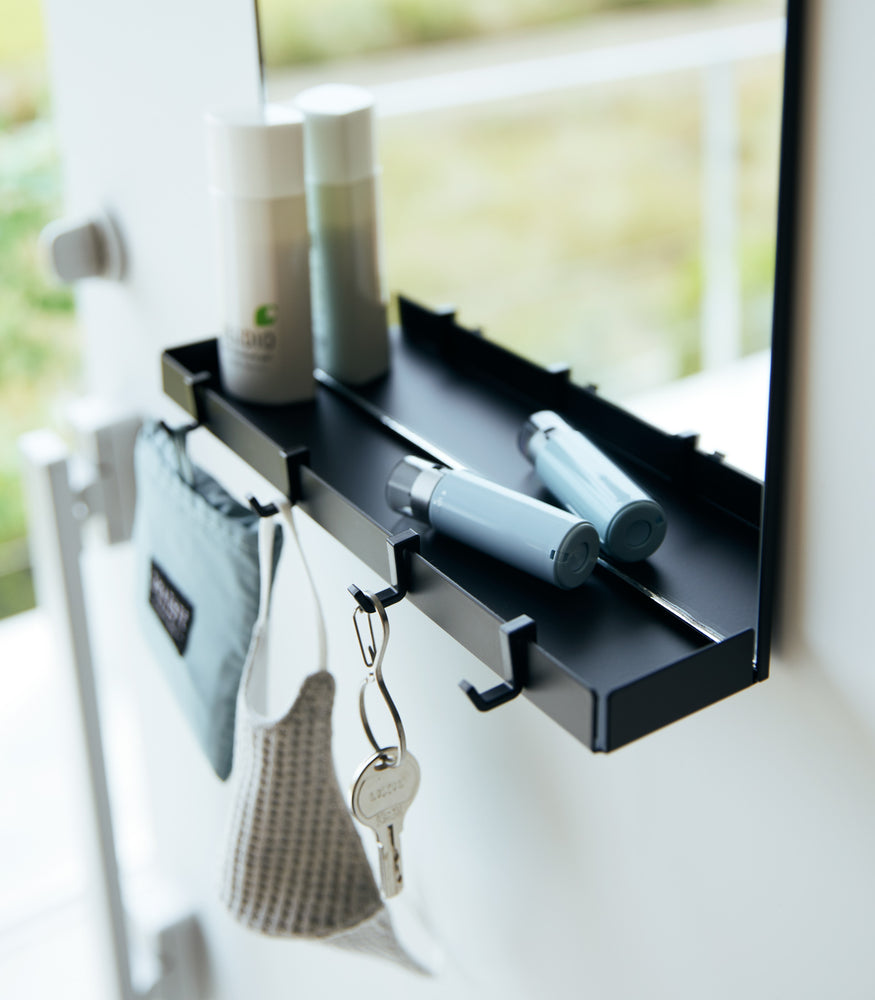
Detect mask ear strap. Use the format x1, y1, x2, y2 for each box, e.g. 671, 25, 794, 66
276, 501, 328, 672
254, 514, 279, 634
241, 516, 277, 716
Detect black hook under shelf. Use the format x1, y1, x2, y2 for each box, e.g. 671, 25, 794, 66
349, 529, 421, 613
179, 370, 213, 425
279, 446, 310, 505
243, 445, 310, 516
460, 614, 536, 712
158, 418, 199, 439
247, 495, 280, 517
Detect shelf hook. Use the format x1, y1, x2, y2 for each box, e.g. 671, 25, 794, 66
460, 615, 536, 712
247, 495, 280, 518
348, 529, 420, 613
158, 419, 199, 438
180, 370, 212, 425
246, 445, 309, 515
280, 445, 310, 505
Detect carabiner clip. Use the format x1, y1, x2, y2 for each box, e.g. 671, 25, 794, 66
353, 603, 378, 668
351, 590, 406, 765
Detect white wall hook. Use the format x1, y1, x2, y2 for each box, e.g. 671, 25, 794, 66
39, 211, 125, 283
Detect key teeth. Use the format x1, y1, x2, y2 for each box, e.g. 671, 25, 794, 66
379, 833, 403, 898
360, 822, 407, 897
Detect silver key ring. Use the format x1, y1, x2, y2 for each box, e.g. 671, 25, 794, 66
353, 591, 406, 766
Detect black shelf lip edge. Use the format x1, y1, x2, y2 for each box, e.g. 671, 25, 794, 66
397, 296, 764, 531
161, 332, 761, 753
605, 629, 755, 752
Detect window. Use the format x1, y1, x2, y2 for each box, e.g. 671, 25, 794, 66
0, 2, 80, 618
263, 0, 784, 403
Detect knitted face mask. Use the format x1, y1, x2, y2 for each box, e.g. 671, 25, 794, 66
219, 504, 425, 971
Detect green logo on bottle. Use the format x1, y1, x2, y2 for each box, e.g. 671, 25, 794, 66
254, 304, 278, 327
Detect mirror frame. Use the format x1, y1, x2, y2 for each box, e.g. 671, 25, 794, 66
757, 0, 806, 678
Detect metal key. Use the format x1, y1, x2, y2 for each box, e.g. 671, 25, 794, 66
350, 748, 420, 898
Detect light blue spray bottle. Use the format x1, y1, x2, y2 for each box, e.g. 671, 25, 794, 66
519, 411, 667, 562
386, 456, 600, 589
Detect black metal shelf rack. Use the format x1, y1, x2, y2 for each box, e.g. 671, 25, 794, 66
162, 296, 767, 752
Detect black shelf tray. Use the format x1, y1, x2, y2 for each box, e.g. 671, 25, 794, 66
162, 297, 765, 751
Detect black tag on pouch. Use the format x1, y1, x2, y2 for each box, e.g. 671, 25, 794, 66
149, 560, 193, 655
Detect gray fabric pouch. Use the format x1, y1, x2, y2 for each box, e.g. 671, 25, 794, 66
132, 419, 282, 780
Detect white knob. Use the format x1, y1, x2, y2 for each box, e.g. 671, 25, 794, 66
40, 212, 124, 283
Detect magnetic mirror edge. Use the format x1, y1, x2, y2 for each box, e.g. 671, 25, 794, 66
756, 0, 807, 682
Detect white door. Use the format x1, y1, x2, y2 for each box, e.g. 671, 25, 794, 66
39, 3, 875, 1000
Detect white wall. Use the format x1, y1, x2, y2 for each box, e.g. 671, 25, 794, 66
46, 1, 875, 997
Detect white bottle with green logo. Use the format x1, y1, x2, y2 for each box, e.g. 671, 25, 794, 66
296, 84, 389, 385
205, 104, 314, 404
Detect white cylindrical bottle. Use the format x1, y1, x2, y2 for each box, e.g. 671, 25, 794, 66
295, 84, 389, 385
205, 104, 314, 404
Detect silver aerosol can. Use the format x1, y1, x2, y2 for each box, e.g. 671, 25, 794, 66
296, 84, 389, 384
